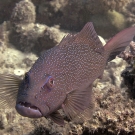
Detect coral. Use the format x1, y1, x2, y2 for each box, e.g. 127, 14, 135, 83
105, 0, 130, 11
0, 46, 37, 75
121, 67, 135, 98
0, 38, 133, 135
33, 0, 129, 31
118, 39, 135, 98
96, 56, 126, 89
9, 23, 46, 53
107, 11, 126, 30
11, 0, 36, 25
9, 0, 67, 55
37, 26, 67, 52
0, 22, 8, 52
90, 10, 127, 38
9, 23, 67, 54
60, 0, 128, 27
122, 1, 135, 26
84, 85, 135, 135
8, 0, 128, 52
0, 109, 34, 135
0, 0, 130, 33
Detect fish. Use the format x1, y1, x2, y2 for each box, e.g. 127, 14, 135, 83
0, 22, 135, 125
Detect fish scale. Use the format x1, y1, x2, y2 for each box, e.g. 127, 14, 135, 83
0, 22, 135, 125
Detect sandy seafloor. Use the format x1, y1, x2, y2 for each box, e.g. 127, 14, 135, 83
0, 0, 135, 135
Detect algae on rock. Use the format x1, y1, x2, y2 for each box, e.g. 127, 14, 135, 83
90, 10, 127, 38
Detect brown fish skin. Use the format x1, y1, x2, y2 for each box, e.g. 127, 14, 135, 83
16, 23, 105, 122
0, 22, 135, 125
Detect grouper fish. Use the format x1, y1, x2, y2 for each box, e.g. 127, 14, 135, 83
0, 22, 135, 125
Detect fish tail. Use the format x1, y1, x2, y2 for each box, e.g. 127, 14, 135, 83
104, 26, 135, 61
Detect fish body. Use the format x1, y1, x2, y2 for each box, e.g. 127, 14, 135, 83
1, 22, 135, 125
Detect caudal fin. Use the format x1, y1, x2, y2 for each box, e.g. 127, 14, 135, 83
104, 26, 135, 61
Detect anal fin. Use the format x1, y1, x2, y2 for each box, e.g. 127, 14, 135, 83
48, 110, 64, 126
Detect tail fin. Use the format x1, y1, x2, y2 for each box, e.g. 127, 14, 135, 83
104, 26, 135, 61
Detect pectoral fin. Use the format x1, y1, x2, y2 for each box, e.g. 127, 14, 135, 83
0, 74, 22, 108
49, 110, 64, 126
62, 85, 94, 123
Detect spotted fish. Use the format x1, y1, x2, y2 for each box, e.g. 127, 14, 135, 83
0, 22, 135, 125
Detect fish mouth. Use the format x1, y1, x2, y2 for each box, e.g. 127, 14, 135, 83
15, 101, 43, 118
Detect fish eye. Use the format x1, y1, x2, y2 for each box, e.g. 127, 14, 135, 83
42, 76, 54, 90
48, 77, 54, 87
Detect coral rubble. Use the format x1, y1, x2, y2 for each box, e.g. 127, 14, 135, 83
88, 86, 135, 135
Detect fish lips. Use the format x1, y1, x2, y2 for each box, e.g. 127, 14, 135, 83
15, 101, 48, 118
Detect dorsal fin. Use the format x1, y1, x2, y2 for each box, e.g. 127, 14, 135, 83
59, 22, 104, 54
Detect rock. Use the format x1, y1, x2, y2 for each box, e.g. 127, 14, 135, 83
97, 57, 127, 89
33, 0, 129, 32
91, 10, 127, 38
11, 0, 36, 25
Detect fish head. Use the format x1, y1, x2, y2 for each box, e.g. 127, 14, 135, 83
15, 71, 67, 118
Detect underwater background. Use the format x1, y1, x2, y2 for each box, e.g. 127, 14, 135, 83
0, 0, 135, 135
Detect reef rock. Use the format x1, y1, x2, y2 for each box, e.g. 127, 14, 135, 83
9, 0, 67, 55
11, 0, 36, 25
122, 1, 135, 27
33, 0, 129, 31
91, 10, 127, 38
